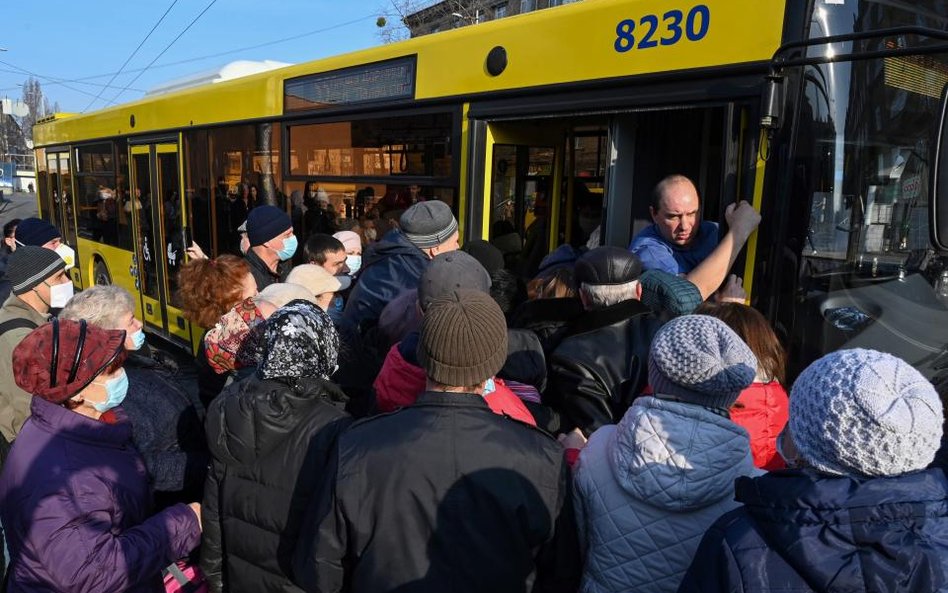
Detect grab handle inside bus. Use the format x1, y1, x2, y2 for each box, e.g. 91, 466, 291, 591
932, 85, 948, 251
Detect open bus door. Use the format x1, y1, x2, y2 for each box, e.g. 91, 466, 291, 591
129, 143, 192, 346
482, 122, 563, 278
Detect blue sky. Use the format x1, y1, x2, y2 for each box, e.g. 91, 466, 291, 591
1, 0, 401, 114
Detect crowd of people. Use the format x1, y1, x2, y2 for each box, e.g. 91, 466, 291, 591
0, 172, 945, 592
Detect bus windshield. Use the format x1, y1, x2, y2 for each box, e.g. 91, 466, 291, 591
780, 0, 948, 378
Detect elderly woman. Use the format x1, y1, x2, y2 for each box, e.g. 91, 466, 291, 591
0, 319, 201, 592
61, 285, 208, 508
201, 300, 353, 592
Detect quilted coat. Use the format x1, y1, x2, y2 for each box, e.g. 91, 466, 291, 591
677, 468, 948, 593
573, 396, 759, 593
201, 375, 352, 593
729, 381, 789, 471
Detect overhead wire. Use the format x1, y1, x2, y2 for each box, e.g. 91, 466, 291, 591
81, 0, 180, 112
104, 0, 219, 106
0, 10, 383, 108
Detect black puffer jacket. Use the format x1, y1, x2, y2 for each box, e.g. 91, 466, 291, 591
201, 375, 352, 593
509, 297, 585, 357
547, 299, 663, 436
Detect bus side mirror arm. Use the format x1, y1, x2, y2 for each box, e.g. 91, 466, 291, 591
931, 86, 948, 251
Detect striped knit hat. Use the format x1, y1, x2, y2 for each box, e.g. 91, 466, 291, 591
418, 289, 507, 387
7, 246, 67, 296
400, 201, 458, 249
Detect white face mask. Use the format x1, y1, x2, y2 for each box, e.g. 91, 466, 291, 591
54, 244, 75, 270
365, 229, 377, 241
48, 281, 74, 309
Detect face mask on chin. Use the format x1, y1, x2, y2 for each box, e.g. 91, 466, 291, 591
54, 243, 76, 270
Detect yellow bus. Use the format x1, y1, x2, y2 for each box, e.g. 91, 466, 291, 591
33, 0, 948, 380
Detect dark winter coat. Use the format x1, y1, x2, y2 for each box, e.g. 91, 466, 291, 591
0, 397, 201, 593
343, 231, 428, 329
293, 391, 582, 593
245, 248, 291, 292
509, 297, 585, 357
122, 352, 209, 507
0, 249, 11, 306
201, 374, 352, 593
547, 299, 663, 436
678, 468, 948, 593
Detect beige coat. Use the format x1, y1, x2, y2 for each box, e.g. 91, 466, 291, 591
0, 294, 48, 442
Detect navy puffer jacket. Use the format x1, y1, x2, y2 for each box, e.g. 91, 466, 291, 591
677, 468, 948, 593
343, 231, 428, 329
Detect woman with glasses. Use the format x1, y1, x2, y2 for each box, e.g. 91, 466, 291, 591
0, 319, 202, 592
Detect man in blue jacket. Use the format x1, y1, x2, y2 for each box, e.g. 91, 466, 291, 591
343, 200, 459, 329
678, 348, 948, 593
629, 174, 759, 300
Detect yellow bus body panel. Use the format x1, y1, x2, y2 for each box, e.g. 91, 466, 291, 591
35, 0, 786, 146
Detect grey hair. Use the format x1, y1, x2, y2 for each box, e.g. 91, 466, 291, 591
60, 285, 135, 329
580, 280, 639, 310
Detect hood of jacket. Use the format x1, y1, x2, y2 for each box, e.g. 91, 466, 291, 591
609, 396, 758, 512
736, 468, 948, 592
206, 374, 347, 466
362, 231, 425, 269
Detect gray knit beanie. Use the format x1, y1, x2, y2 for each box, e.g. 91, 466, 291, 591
8, 246, 67, 296
400, 201, 458, 249
418, 289, 508, 387
648, 314, 757, 410
789, 348, 943, 477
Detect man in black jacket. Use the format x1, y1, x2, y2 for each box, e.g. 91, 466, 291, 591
293, 290, 580, 593
547, 246, 664, 436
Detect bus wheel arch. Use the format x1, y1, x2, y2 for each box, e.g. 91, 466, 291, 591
93, 257, 112, 286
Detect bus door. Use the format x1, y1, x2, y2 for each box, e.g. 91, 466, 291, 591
129, 143, 191, 345
45, 151, 81, 285
483, 122, 563, 277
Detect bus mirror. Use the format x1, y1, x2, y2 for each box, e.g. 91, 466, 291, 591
932, 85, 948, 250
760, 74, 784, 130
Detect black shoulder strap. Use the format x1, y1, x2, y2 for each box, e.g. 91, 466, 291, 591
0, 318, 39, 338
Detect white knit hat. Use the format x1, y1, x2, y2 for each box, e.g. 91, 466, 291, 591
789, 348, 943, 477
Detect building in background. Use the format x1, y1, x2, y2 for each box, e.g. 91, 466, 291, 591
404, 0, 581, 37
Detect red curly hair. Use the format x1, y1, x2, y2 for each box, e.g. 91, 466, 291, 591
177, 255, 251, 328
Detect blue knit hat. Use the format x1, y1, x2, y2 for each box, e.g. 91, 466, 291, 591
246, 205, 292, 247
15, 217, 60, 247
648, 314, 757, 410
789, 348, 943, 477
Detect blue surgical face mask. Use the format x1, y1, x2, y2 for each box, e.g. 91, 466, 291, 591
130, 329, 146, 351
345, 255, 362, 275
276, 234, 298, 261
483, 377, 496, 395
92, 370, 129, 413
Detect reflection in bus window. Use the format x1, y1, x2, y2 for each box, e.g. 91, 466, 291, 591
158, 152, 184, 308
287, 113, 454, 179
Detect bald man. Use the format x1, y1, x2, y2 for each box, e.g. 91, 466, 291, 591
629, 174, 760, 300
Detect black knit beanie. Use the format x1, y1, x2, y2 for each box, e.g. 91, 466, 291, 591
418, 289, 508, 387
8, 246, 66, 296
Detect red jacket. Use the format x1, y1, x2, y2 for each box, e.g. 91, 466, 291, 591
729, 381, 789, 471
374, 343, 536, 426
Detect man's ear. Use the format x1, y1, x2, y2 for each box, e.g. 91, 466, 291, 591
635, 282, 643, 300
